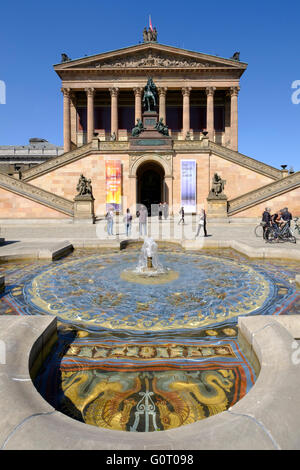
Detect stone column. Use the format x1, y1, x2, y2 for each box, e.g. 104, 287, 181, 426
86, 87, 95, 143
182, 87, 191, 138
230, 86, 240, 151
62, 88, 71, 153
164, 175, 173, 215
133, 87, 143, 122
158, 87, 167, 124
109, 87, 119, 139
206, 87, 216, 141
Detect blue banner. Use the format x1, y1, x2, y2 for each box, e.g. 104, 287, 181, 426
181, 160, 196, 212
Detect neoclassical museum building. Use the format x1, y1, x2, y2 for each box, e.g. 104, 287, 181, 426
0, 30, 299, 221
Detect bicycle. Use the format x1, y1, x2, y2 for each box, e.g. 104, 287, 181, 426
266, 223, 296, 244
254, 222, 266, 238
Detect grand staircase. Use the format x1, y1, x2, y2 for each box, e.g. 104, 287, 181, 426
0, 172, 74, 216
228, 171, 300, 215
22, 142, 93, 182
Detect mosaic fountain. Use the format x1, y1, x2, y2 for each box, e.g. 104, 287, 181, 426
1, 240, 299, 433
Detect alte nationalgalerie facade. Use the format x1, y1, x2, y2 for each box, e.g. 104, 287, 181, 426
0, 31, 299, 221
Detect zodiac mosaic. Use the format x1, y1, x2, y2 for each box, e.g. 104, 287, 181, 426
10, 252, 297, 331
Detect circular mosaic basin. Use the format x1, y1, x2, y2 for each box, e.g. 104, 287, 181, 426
23, 252, 276, 331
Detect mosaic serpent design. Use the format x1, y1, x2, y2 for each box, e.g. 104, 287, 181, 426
1, 248, 299, 432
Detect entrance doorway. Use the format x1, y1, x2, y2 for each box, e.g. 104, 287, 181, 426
137, 161, 165, 215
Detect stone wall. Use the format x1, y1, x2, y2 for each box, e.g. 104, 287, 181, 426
0, 187, 69, 219
231, 187, 300, 218
0, 149, 297, 219
30, 153, 130, 216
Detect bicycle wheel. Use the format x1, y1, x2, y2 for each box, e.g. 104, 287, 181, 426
288, 235, 296, 244
266, 227, 276, 243
254, 224, 264, 238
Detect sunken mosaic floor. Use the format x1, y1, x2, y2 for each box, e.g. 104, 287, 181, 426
0, 247, 299, 432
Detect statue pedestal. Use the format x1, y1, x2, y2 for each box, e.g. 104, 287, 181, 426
73, 194, 95, 224
142, 110, 158, 129
207, 196, 228, 219
130, 110, 172, 150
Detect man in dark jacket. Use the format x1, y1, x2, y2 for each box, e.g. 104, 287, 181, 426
281, 207, 292, 227
262, 207, 271, 240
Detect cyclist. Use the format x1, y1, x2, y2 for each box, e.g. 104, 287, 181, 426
270, 211, 281, 242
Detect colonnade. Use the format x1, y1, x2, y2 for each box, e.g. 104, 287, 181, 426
62, 86, 240, 152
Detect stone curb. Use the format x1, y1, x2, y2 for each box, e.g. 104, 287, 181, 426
0, 241, 73, 261
1, 315, 300, 449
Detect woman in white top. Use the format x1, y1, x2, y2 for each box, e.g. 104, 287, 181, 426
106, 209, 114, 236
195, 209, 207, 238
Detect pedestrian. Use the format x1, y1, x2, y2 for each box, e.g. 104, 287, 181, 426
139, 205, 148, 236
281, 207, 292, 227
158, 203, 163, 221
105, 208, 114, 236
163, 202, 168, 220
124, 208, 132, 237
261, 207, 271, 240
195, 209, 207, 238
178, 206, 185, 225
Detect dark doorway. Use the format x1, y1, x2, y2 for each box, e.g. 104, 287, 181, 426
137, 162, 165, 214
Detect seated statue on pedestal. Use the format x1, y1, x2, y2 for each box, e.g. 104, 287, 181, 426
132, 119, 145, 137
208, 173, 227, 199
155, 118, 169, 136
76, 174, 93, 197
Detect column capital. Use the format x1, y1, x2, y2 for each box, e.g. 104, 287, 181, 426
109, 87, 119, 97
133, 87, 143, 96
230, 86, 240, 96
182, 87, 191, 97
158, 87, 168, 97
61, 87, 71, 97
206, 86, 216, 96
85, 87, 95, 97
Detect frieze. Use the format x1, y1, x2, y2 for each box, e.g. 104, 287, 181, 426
93, 52, 219, 69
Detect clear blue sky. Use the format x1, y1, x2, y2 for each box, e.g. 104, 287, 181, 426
0, 0, 299, 171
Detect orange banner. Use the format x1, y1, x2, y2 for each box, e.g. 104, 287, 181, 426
105, 160, 121, 210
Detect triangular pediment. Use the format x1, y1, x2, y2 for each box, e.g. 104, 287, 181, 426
54, 43, 247, 72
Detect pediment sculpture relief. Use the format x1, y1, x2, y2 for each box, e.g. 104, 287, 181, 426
93, 53, 215, 69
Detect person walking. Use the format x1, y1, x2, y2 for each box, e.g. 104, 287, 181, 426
124, 208, 132, 237
158, 203, 163, 221
163, 202, 168, 220
178, 206, 185, 225
139, 205, 148, 236
195, 209, 207, 238
106, 208, 114, 236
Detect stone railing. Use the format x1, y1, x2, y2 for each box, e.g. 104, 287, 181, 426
174, 140, 283, 180
208, 142, 283, 180
0, 172, 74, 216
22, 142, 94, 182
228, 171, 300, 215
